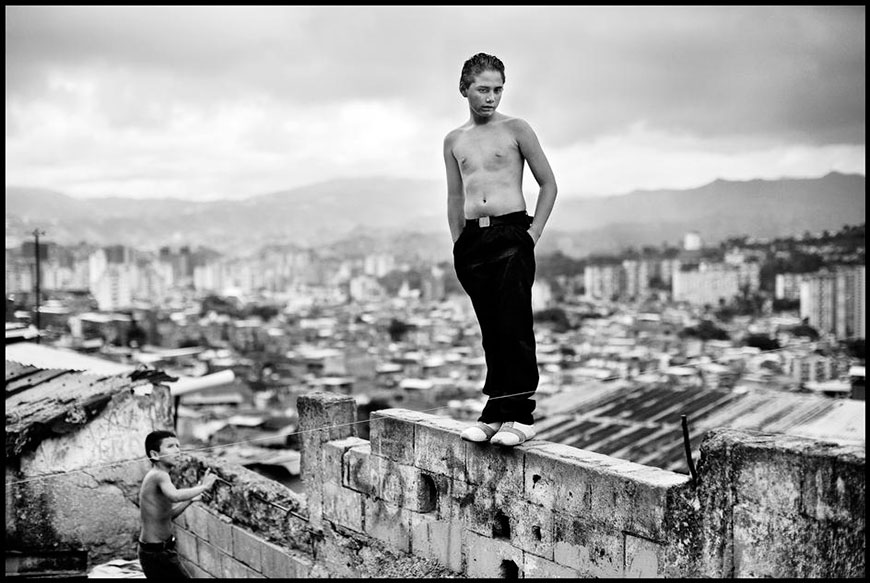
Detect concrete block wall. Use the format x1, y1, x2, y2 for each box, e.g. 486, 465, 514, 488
171, 395, 457, 579
173, 503, 313, 578
332, 405, 694, 578
171, 392, 864, 579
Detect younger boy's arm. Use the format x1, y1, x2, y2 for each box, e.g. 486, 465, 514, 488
171, 494, 202, 519
156, 469, 216, 503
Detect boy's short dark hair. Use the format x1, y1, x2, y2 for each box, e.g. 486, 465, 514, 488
145, 430, 176, 464
459, 52, 505, 94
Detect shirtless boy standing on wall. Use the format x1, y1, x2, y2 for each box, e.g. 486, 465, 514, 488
138, 430, 216, 578
444, 52, 558, 447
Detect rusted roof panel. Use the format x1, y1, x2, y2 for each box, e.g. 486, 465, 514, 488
5, 361, 141, 459
6, 368, 76, 398
6, 362, 42, 383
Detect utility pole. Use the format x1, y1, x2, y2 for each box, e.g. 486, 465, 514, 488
32, 229, 45, 344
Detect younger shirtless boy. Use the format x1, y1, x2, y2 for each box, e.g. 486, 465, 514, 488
138, 430, 216, 578
444, 52, 557, 446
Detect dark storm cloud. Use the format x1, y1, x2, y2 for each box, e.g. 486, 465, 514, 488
6, 6, 864, 146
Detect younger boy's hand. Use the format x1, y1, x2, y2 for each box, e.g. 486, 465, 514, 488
201, 469, 217, 489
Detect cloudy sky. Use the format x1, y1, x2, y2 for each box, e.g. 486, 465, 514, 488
5, 5, 865, 201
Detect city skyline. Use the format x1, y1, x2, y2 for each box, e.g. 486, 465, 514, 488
5, 6, 866, 202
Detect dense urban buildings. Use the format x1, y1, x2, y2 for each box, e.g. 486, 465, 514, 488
5, 224, 865, 483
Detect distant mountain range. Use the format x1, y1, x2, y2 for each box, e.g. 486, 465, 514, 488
5, 172, 865, 259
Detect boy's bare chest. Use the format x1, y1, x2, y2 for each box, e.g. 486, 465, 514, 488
453, 130, 521, 174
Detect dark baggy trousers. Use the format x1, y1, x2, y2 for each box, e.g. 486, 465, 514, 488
453, 211, 538, 425
138, 538, 191, 579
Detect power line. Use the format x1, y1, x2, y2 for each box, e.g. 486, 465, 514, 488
31, 229, 46, 344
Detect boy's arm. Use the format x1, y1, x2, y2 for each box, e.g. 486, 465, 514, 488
444, 132, 465, 243
156, 469, 215, 503
514, 119, 557, 243
170, 494, 202, 519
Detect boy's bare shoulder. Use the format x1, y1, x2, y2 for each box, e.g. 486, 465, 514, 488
141, 467, 168, 489
444, 123, 470, 144
503, 116, 533, 132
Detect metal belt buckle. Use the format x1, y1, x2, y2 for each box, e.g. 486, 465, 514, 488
479, 216, 491, 228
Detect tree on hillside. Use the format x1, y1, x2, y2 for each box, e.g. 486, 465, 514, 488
843, 338, 865, 360
536, 251, 586, 279
534, 307, 571, 333
744, 333, 780, 352
387, 318, 413, 342
200, 294, 242, 318
790, 320, 820, 340
681, 319, 730, 341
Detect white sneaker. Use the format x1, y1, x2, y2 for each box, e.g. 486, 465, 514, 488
490, 421, 536, 447
461, 421, 503, 443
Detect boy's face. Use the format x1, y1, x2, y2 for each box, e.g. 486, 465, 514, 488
151, 437, 181, 466
465, 69, 504, 118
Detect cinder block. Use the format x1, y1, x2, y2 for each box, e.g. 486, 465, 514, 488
184, 503, 214, 541
523, 442, 598, 515
222, 553, 265, 578
464, 529, 524, 578
261, 538, 312, 579
462, 485, 496, 538
312, 532, 362, 578
623, 466, 687, 540
369, 409, 421, 465
206, 512, 234, 554
552, 514, 624, 577
501, 496, 555, 560
410, 511, 431, 554
410, 512, 464, 573
523, 442, 684, 535
323, 436, 369, 484
181, 557, 213, 578
174, 527, 198, 564
587, 471, 641, 531
464, 440, 525, 497
414, 416, 469, 482
364, 498, 411, 552
344, 443, 374, 495
286, 551, 314, 578
231, 525, 263, 571
322, 481, 364, 532
298, 393, 357, 530
438, 476, 471, 522
173, 510, 187, 530
625, 533, 662, 578
196, 537, 226, 577
524, 553, 582, 578
373, 457, 439, 513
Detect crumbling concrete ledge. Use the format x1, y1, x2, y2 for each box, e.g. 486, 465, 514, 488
172, 392, 864, 578
694, 428, 864, 578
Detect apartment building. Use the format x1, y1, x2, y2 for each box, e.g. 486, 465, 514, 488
800, 265, 865, 339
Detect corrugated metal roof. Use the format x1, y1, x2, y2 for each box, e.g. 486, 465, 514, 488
5, 359, 145, 458
537, 383, 865, 473
5, 342, 136, 376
